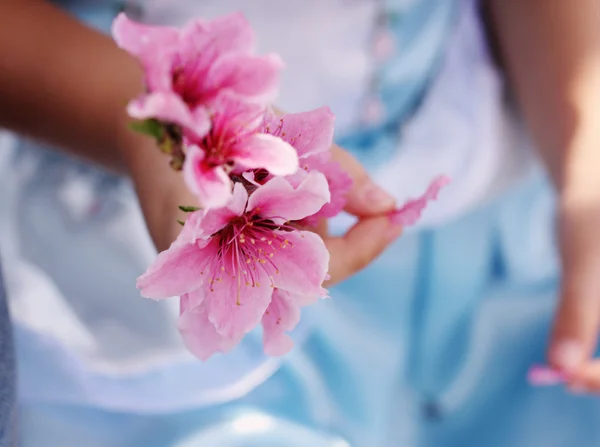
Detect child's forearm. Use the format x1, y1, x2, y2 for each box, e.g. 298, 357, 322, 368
487, 0, 600, 197
0, 0, 194, 251
0, 0, 146, 172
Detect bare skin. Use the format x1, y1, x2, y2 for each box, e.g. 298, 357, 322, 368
488, 0, 600, 392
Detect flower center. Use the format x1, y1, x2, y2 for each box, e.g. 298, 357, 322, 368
172, 67, 206, 109
204, 212, 295, 305
253, 169, 270, 184
199, 129, 236, 169
264, 118, 299, 146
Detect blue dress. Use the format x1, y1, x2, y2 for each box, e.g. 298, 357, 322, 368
5, 1, 600, 446
0, 268, 16, 447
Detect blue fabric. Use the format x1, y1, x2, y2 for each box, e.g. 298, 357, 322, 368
0, 265, 16, 447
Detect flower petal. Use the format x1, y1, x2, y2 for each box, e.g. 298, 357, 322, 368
233, 134, 299, 176
201, 13, 255, 54
262, 289, 302, 357
389, 175, 451, 226
127, 92, 210, 139
210, 93, 265, 138
265, 107, 335, 158
204, 265, 273, 340
183, 146, 233, 209
300, 154, 353, 225
112, 14, 178, 91
206, 53, 283, 103
179, 293, 242, 361
188, 107, 212, 140
198, 183, 248, 236
180, 13, 255, 68
137, 238, 218, 299
270, 230, 329, 298
248, 172, 330, 222
178, 191, 243, 245
176, 211, 206, 247
112, 13, 179, 60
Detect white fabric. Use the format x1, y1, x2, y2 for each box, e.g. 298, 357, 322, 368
373, 0, 536, 228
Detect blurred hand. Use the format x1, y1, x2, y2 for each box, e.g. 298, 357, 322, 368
549, 190, 600, 393
485, 0, 600, 394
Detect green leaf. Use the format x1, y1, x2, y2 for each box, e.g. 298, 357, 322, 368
177, 219, 185, 226
129, 119, 164, 140
178, 205, 200, 213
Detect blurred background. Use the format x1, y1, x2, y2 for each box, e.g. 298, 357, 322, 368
2, 0, 598, 446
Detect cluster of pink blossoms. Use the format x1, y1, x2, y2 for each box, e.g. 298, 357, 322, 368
113, 12, 448, 360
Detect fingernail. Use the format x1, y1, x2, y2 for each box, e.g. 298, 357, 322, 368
363, 184, 395, 209
552, 339, 584, 371
527, 365, 566, 386
386, 224, 403, 241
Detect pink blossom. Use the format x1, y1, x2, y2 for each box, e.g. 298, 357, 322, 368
262, 107, 353, 225
295, 152, 353, 227
137, 174, 330, 359
177, 291, 242, 360
112, 12, 283, 139
182, 94, 299, 208
262, 289, 301, 356
527, 365, 567, 386
389, 176, 451, 226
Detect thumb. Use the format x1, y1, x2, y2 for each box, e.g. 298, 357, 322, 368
549, 204, 600, 372
330, 145, 396, 217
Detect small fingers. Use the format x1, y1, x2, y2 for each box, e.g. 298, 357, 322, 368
330, 145, 396, 217
324, 215, 402, 286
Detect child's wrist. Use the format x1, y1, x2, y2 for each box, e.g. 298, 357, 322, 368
117, 118, 196, 250
557, 127, 600, 209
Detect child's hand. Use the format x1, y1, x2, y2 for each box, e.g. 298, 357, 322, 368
317, 145, 402, 286
549, 182, 600, 393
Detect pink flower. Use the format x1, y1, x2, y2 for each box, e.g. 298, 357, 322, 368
112, 12, 283, 139
137, 174, 331, 359
183, 94, 299, 208
262, 107, 353, 225
389, 176, 451, 226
